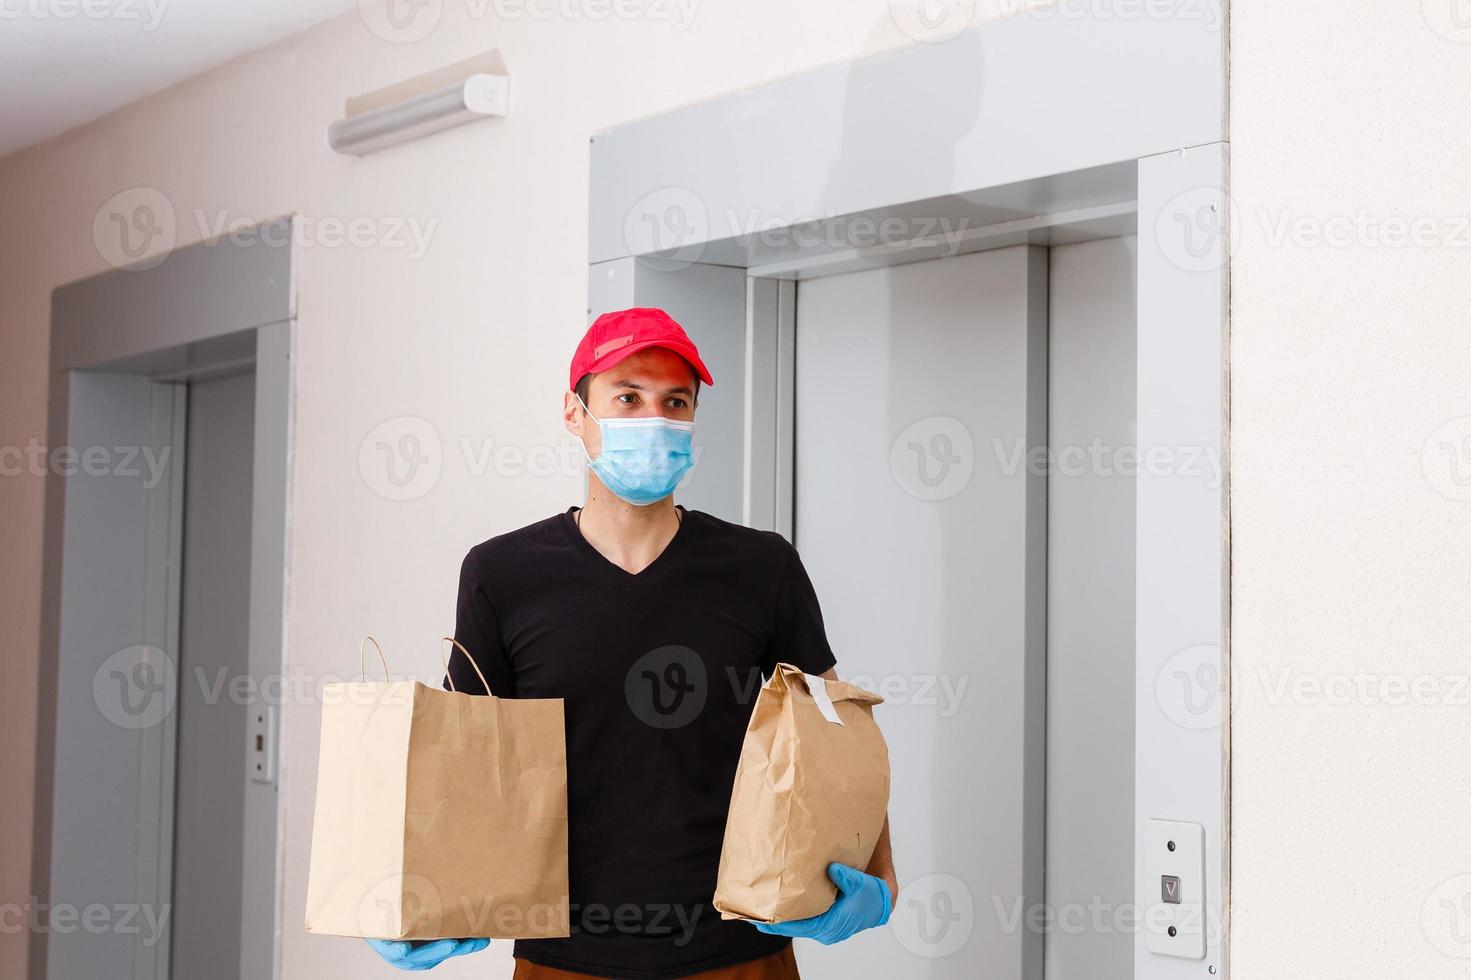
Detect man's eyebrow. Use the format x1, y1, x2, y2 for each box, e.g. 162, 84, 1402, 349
610, 379, 694, 396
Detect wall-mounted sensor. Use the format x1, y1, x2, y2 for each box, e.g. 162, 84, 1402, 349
329, 52, 509, 156
249, 704, 278, 785
1143, 818, 1206, 959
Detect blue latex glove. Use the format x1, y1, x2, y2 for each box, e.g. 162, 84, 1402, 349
752, 863, 893, 945
366, 938, 489, 971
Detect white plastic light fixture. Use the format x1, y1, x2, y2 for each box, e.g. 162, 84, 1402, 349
329, 57, 508, 156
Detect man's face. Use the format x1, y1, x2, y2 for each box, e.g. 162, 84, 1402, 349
564, 346, 699, 459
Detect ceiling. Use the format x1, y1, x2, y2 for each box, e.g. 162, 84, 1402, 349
0, 0, 360, 158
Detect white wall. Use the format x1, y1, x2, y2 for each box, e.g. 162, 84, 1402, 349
1229, 1, 1471, 977
0, 3, 1030, 977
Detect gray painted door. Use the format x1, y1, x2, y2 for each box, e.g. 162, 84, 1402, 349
1044, 236, 1137, 980
792, 246, 1047, 979
171, 371, 256, 979
47, 373, 183, 980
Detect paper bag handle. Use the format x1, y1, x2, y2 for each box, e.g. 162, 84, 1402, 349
359, 636, 390, 680
773, 662, 884, 706
440, 636, 493, 696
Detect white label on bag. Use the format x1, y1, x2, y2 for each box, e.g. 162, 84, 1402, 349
805, 673, 845, 725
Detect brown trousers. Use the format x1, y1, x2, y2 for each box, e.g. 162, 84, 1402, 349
511, 945, 799, 980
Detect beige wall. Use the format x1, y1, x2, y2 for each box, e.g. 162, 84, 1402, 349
0, 2, 968, 976
1229, 1, 1471, 977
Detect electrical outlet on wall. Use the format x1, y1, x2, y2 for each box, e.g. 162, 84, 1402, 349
1143, 818, 1206, 959
249, 704, 277, 785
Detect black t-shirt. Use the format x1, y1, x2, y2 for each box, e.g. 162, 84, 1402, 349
445, 506, 838, 979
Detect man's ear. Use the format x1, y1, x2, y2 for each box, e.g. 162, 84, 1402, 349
563, 390, 584, 437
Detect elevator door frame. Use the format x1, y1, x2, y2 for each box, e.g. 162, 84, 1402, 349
34, 217, 296, 980
587, 7, 1230, 979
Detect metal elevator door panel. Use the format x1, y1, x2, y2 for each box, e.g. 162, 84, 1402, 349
1044, 235, 1137, 980
792, 245, 1048, 980
171, 371, 256, 980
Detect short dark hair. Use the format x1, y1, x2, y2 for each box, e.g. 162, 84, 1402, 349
574, 366, 700, 407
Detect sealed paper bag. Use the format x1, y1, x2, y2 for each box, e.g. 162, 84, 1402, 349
714, 663, 889, 923
305, 638, 570, 940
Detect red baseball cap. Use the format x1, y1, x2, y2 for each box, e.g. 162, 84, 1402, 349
569, 308, 714, 391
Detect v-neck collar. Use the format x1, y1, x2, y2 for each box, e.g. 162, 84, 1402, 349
561, 505, 691, 587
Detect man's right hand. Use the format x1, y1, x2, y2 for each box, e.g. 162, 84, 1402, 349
366, 938, 490, 971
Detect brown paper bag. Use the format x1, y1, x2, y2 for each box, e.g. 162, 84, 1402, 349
713, 663, 889, 924
305, 637, 570, 940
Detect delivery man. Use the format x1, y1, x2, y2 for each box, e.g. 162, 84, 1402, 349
366, 308, 896, 978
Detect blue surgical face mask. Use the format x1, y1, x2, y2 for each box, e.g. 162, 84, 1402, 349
576, 395, 695, 507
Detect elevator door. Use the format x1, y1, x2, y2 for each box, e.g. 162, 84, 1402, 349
171, 371, 258, 979
792, 245, 1047, 979
789, 238, 1137, 979
1044, 235, 1137, 980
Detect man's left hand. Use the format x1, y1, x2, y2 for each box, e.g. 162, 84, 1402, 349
752, 863, 892, 945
